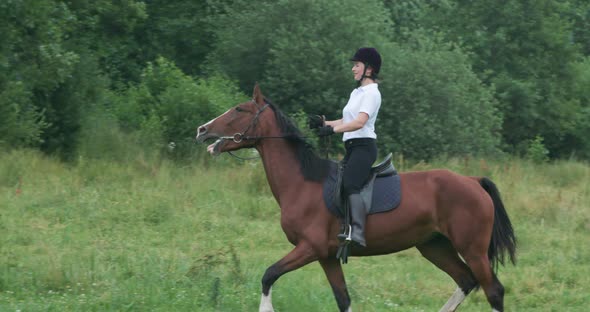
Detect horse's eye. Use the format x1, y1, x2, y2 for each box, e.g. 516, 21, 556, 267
235, 106, 244, 112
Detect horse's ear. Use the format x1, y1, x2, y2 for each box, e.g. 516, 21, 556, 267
252, 83, 264, 106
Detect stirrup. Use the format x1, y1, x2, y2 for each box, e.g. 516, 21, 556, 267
337, 225, 352, 242
336, 225, 352, 264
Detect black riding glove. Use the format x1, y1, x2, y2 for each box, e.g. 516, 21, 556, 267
308, 114, 325, 129
316, 125, 335, 137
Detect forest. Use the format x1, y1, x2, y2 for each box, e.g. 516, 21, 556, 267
2, 0, 590, 161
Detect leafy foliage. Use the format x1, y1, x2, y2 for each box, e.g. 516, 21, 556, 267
141, 0, 213, 76
0, 82, 48, 148
378, 42, 502, 160
112, 57, 247, 158
386, 0, 589, 158
1, 0, 589, 160
0, 0, 79, 154
209, 0, 391, 116
526, 136, 550, 163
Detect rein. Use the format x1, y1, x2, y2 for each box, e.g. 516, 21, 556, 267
224, 134, 309, 161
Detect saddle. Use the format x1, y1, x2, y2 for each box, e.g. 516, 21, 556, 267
335, 153, 396, 213
323, 153, 402, 218
322, 153, 403, 263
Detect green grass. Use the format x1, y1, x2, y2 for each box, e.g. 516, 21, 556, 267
1, 149, 589, 311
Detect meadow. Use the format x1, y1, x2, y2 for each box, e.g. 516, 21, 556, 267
0, 149, 589, 311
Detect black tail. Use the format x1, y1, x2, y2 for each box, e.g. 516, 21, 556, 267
480, 177, 517, 272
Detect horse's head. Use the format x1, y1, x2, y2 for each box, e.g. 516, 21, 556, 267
196, 84, 270, 156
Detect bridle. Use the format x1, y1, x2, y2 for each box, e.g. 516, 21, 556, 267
217, 101, 270, 145
217, 100, 302, 161
211, 100, 331, 161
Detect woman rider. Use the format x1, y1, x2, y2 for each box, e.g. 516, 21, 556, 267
309, 47, 382, 247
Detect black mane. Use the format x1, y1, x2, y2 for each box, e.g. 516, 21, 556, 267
266, 100, 331, 182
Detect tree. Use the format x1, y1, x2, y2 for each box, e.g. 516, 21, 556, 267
208, 0, 501, 159
405, 0, 587, 157
0, 82, 48, 148
207, 0, 392, 116
377, 41, 502, 160
0, 0, 80, 154
141, 0, 214, 76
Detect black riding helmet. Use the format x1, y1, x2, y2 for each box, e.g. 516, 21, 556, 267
350, 47, 381, 80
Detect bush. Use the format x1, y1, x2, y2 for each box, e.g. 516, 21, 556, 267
77, 103, 147, 163
0, 82, 48, 149
111, 57, 248, 160
377, 40, 502, 160
526, 136, 549, 163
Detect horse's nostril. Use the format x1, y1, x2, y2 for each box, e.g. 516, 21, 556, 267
197, 126, 207, 136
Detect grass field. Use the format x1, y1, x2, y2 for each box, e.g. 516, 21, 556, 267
1, 149, 589, 311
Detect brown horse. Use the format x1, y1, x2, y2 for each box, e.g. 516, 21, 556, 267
196, 84, 516, 312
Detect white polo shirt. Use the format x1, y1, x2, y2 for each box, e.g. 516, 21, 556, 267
342, 83, 381, 141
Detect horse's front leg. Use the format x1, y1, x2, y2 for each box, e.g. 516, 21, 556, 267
319, 257, 352, 312
259, 243, 318, 312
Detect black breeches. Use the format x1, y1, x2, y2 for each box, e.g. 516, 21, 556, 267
342, 138, 377, 195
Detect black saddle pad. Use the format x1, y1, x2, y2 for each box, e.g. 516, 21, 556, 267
322, 162, 402, 218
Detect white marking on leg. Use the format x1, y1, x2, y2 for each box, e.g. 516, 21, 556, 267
492, 309, 501, 312
259, 288, 273, 312
345, 307, 352, 312
438, 287, 467, 312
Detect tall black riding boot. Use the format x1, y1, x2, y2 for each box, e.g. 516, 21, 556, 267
348, 193, 367, 247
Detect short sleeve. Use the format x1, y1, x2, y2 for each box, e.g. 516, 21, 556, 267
358, 91, 381, 117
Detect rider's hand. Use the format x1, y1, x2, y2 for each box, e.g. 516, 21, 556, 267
316, 125, 335, 137
308, 114, 325, 129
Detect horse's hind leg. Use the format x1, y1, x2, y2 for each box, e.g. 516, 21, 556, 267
417, 235, 478, 312
319, 258, 351, 312
462, 253, 505, 312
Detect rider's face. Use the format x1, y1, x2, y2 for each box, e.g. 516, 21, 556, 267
352, 62, 364, 81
